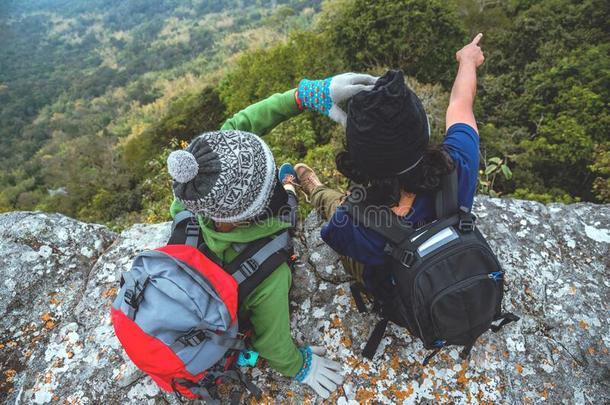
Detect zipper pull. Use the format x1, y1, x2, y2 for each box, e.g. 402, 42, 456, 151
488, 271, 504, 282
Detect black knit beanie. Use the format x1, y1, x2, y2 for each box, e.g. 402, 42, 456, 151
345, 69, 429, 179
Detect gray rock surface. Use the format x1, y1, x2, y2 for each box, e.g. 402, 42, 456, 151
1, 197, 609, 404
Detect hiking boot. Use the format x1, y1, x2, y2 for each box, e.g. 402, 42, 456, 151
294, 163, 323, 198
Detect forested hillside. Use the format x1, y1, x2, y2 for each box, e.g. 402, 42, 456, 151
0, 0, 608, 229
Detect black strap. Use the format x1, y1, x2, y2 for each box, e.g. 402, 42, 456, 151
435, 168, 459, 218
363, 318, 389, 359
490, 312, 520, 332
460, 341, 476, 360
422, 348, 441, 366
169, 211, 200, 246
221, 369, 262, 400
350, 283, 369, 313
172, 378, 218, 404
121, 272, 150, 320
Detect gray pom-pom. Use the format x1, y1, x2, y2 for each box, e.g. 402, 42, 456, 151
167, 150, 199, 183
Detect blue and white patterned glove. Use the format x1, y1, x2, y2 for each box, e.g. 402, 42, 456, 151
297, 73, 378, 126
295, 346, 344, 399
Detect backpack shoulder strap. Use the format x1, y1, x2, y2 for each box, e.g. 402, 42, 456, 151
168, 211, 224, 265
435, 168, 459, 218
224, 231, 293, 304
342, 198, 414, 246
168, 210, 201, 247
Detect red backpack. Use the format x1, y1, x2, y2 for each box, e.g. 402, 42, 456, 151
111, 211, 293, 401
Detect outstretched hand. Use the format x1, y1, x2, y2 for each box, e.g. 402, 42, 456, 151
456, 33, 485, 68
329, 73, 377, 126
296, 346, 344, 399
297, 72, 377, 127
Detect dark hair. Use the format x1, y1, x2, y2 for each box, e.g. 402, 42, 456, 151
335, 144, 455, 207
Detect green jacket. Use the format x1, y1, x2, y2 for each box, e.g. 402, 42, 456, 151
170, 89, 303, 376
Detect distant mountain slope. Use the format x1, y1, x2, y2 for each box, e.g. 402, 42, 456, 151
0, 0, 319, 163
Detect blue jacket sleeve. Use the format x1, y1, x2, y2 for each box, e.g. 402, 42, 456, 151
443, 123, 480, 210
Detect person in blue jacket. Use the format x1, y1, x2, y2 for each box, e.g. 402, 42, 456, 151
294, 33, 486, 286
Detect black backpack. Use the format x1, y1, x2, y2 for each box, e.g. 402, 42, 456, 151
344, 169, 519, 364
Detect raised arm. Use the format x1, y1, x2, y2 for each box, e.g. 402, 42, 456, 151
446, 33, 485, 132
221, 73, 377, 135
221, 89, 301, 136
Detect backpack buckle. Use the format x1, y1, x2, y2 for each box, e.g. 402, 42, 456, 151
458, 208, 475, 232
399, 250, 415, 268
240, 258, 259, 278
185, 223, 199, 237
458, 217, 475, 232
179, 329, 207, 346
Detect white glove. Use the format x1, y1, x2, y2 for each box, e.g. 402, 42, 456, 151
297, 73, 378, 126
295, 346, 344, 399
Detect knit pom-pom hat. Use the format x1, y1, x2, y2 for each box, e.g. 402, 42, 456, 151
168, 130, 276, 223
346, 69, 430, 179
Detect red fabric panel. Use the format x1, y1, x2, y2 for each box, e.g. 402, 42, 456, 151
157, 245, 238, 321
111, 308, 204, 399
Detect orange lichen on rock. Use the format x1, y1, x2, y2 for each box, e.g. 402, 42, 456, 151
390, 354, 401, 370
330, 316, 342, 328
587, 347, 595, 355
345, 355, 360, 368
356, 387, 376, 402
4, 369, 17, 383
340, 335, 352, 347
579, 320, 589, 330
515, 363, 523, 374
385, 383, 414, 402
102, 287, 117, 298
41, 312, 57, 330
456, 367, 469, 385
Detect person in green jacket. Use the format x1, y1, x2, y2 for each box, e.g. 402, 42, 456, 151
166, 73, 376, 399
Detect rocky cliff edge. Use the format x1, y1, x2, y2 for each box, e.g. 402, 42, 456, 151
1, 196, 609, 404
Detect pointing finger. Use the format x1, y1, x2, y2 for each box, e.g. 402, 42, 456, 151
471, 33, 483, 45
